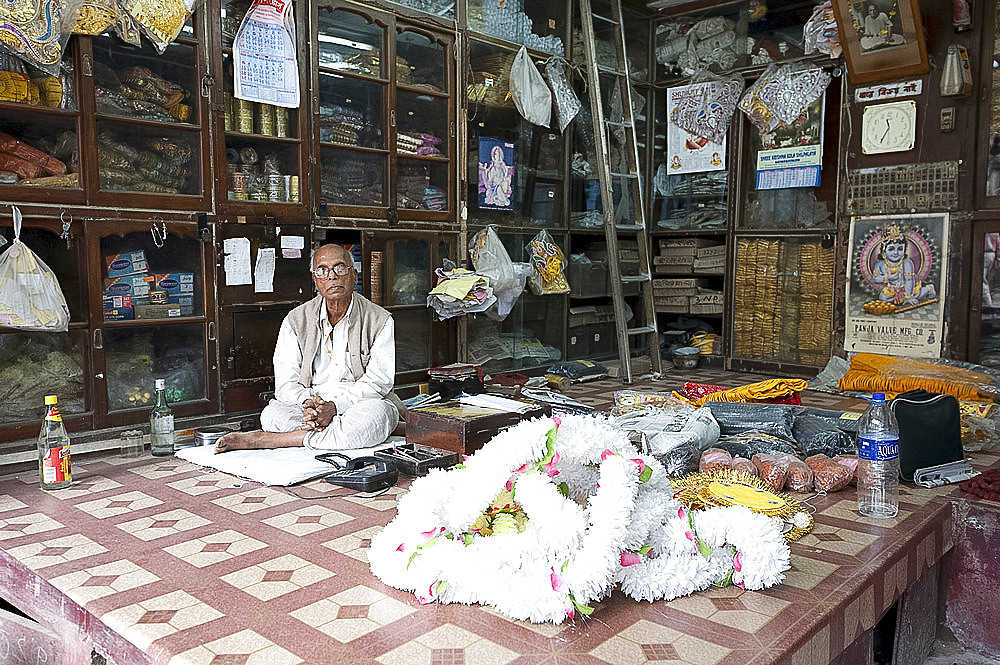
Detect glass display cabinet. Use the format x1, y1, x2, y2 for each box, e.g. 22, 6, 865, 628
980, 0, 1000, 206
89, 221, 218, 427
466, 39, 566, 231
313, 2, 454, 224
216, 0, 308, 215
465, 230, 566, 372
86, 18, 210, 210
0, 46, 81, 205
466, 0, 566, 55
0, 217, 89, 441
363, 231, 457, 384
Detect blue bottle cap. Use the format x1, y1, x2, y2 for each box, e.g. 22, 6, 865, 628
871, 392, 885, 401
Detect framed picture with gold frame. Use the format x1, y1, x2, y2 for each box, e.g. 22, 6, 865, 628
832, 0, 929, 84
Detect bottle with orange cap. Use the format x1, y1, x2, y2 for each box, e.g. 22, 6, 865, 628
38, 395, 72, 490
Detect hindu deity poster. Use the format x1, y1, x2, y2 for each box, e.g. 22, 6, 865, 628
845, 213, 948, 358
666, 84, 727, 175
478, 137, 515, 211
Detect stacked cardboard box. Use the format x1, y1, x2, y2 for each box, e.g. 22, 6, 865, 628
102, 251, 149, 320
651, 277, 709, 313
655, 238, 721, 275
690, 288, 724, 314
101, 250, 196, 321
693, 243, 726, 274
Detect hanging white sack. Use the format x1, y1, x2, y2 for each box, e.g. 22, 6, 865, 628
0, 206, 70, 332
509, 46, 552, 128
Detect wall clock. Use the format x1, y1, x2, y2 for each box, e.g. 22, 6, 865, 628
861, 100, 917, 155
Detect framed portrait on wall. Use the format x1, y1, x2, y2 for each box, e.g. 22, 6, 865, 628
832, 0, 929, 84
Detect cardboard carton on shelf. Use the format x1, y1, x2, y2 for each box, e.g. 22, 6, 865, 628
105, 251, 148, 278
696, 244, 726, 258
658, 237, 716, 255
652, 277, 709, 289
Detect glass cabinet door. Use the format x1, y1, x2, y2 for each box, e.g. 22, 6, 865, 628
984, 0, 1000, 204
314, 5, 454, 223
316, 5, 389, 215
365, 232, 455, 383
467, 39, 565, 230
395, 27, 451, 217
88, 28, 207, 207
0, 45, 83, 204
467, 0, 565, 55
219, 0, 305, 210
93, 224, 216, 424
0, 220, 90, 439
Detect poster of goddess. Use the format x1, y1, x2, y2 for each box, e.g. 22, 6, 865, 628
478, 138, 515, 211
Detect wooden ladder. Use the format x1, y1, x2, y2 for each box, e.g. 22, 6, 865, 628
577, 0, 661, 382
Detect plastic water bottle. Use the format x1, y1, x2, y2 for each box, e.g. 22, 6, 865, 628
38, 395, 72, 490
150, 378, 175, 456
857, 392, 899, 518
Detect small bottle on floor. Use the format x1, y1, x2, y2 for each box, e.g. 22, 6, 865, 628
38, 395, 72, 490
150, 379, 175, 456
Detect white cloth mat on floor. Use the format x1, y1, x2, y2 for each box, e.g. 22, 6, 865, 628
175, 436, 404, 486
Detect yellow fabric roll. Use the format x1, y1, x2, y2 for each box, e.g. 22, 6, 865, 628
839, 353, 997, 403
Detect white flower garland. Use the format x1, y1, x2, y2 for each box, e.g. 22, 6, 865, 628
369, 413, 791, 624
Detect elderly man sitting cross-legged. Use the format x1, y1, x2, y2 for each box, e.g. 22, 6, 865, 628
215, 243, 404, 453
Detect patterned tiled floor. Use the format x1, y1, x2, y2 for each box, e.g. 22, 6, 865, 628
0, 370, 996, 665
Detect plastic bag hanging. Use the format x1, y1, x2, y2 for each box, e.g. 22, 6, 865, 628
526, 229, 570, 295
470, 225, 524, 319
0, 206, 70, 331
509, 46, 551, 128
545, 56, 581, 133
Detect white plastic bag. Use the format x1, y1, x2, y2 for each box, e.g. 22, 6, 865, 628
470, 225, 522, 319
0, 206, 70, 332
545, 56, 581, 133
510, 46, 551, 128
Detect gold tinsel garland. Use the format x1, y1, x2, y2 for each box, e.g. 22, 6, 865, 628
672, 468, 814, 542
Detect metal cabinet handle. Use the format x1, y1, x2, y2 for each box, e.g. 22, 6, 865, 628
93, 328, 103, 349
208, 321, 217, 341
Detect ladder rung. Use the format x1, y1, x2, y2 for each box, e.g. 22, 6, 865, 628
610, 172, 638, 179
597, 65, 626, 76
615, 223, 644, 231
620, 274, 650, 283
605, 120, 632, 128
592, 13, 616, 23
626, 326, 657, 336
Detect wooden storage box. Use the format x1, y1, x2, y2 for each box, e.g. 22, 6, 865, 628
405, 400, 551, 456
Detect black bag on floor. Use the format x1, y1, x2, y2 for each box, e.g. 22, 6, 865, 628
889, 389, 964, 482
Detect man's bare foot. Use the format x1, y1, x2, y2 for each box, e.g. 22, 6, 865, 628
214, 430, 306, 453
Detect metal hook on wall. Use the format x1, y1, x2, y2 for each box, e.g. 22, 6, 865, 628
60, 210, 72, 248
151, 220, 167, 248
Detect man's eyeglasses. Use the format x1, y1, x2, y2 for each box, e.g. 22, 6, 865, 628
311, 264, 352, 279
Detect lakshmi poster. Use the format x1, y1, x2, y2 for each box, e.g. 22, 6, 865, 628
478, 137, 515, 211
666, 84, 727, 175
845, 213, 948, 358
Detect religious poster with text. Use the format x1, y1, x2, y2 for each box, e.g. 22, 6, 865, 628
845, 213, 948, 358
666, 83, 727, 175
